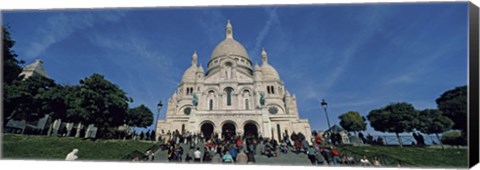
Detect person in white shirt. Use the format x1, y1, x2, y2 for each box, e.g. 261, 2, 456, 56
360, 155, 371, 166
194, 147, 202, 162
65, 149, 79, 161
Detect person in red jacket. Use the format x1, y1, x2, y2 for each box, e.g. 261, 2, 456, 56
331, 146, 341, 165
315, 134, 322, 145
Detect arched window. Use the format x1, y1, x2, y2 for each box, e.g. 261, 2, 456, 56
245, 99, 249, 110
271, 86, 275, 94
267, 86, 271, 94
226, 87, 233, 106
209, 99, 213, 110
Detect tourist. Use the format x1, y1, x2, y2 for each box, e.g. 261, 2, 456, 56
360, 155, 371, 166
236, 150, 248, 164
174, 144, 184, 161
247, 150, 256, 164
202, 150, 212, 162
194, 147, 202, 162
65, 148, 79, 161
167, 145, 175, 161
301, 138, 309, 153
331, 146, 341, 165
358, 132, 366, 144
330, 132, 336, 145
366, 133, 373, 144
185, 152, 193, 162
210, 151, 221, 163
279, 140, 288, 154
145, 149, 155, 161
222, 151, 234, 163
307, 145, 317, 165
418, 132, 425, 146
335, 133, 342, 145
321, 147, 333, 165
262, 139, 274, 157
314, 147, 326, 165
315, 133, 322, 145
293, 139, 302, 153
347, 154, 355, 164
228, 144, 238, 161
373, 156, 381, 167
236, 137, 244, 151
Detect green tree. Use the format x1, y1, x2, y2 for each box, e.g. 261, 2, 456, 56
37, 84, 68, 136
338, 111, 366, 135
2, 25, 25, 85
440, 130, 466, 147
127, 104, 154, 128
4, 75, 56, 133
435, 86, 467, 134
417, 109, 454, 149
2, 25, 25, 125
78, 73, 130, 139
367, 102, 418, 147
62, 85, 90, 137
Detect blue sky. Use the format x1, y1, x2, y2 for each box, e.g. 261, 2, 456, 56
3, 2, 468, 135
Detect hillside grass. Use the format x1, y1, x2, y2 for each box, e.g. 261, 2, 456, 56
2, 134, 154, 161
338, 145, 468, 168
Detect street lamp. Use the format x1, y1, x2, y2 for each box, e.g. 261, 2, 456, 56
154, 100, 163, 134
321, 99, 331, 130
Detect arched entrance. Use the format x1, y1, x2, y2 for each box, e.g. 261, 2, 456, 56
222, 123, 236, 140
201, 123, 214, 140
244, 123, 258, 138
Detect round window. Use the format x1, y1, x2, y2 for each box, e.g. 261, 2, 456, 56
268, 106, 278, 114
184, 107, 192, 115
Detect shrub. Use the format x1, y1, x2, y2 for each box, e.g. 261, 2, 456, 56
441, 130, 467, 146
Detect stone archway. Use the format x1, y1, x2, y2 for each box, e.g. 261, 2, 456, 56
243, 123, 258, 138
222, 122, 236, 140
201, 123, 214, 140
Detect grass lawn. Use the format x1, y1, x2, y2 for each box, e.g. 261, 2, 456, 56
339, 145, 468, 168
2, 134, 155, 161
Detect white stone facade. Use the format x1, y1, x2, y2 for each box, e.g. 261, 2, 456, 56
157, 20, 312, 142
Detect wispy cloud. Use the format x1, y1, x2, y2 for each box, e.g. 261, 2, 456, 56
320, 8, 387, 95
252, 7, 279, 55
25, 11, 126, 58
198, 10, 226, 45
386, 74, 415, 84
88, 30, 180, 87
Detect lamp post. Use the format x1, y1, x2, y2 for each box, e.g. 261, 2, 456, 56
154, 100, 163, 140
321, 99, 331, 130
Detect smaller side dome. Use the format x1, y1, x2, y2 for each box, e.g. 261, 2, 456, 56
260, 48, 280, 80
261, 64, 280, 80
182, 51, 199, 82
197, 65, 204, 73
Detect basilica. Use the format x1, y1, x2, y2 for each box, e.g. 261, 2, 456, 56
156, 20, 312, 142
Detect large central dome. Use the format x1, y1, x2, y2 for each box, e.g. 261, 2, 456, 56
211, 38, 249, 60
210, 20, 250, 60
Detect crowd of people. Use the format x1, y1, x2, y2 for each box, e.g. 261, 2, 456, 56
141, 129, 387, 167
